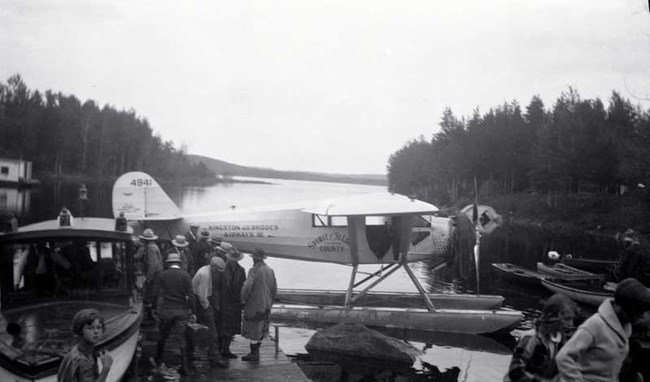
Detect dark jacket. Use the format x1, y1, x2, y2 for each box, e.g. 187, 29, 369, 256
505, 329, 565, 382
152, 267, 195, 312
217, 261, 246, 336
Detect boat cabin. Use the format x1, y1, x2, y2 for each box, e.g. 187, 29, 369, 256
0, 218, 140, 381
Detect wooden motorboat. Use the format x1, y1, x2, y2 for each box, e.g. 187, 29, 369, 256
0, 217, 142, 382
536, 262, 604, 282
491, 263, 548, 287
540, 279, 613, 307
271, 305, 522, 335
276, 289, 504, 310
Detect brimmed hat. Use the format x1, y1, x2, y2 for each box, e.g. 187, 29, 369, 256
165, 252, 182, 263
251, 248, 267, 260
226, 247, 243, 262
210, 256, 226, 272
172, 235, 189, 248
209, 235, 223, 246
615, 278, 650, 311
199, 228, 210, 239
139, 228, 158, 241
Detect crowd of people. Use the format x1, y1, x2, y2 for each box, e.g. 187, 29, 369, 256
504, 278, 650, 382
56, 225, 277, 380
137, 225, 278, 374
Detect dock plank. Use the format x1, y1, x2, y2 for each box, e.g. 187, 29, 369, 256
136, 322, 310, 381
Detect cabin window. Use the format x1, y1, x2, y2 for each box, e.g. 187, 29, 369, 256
312, 214, 328, 227
0, 166, 8, 175
330, 216, 347, 227
365, 216, 386, 226
311, 214, 348, 227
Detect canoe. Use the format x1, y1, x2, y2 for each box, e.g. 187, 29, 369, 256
0, 217, 142, 382
491, 263, 548, 287
276, 289, 504, 310
536, 262, 604, 282
560, 258, 617, 274
271, 305, 522, 335
540, 279, 613, 307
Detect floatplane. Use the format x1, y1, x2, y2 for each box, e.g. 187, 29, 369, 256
0, 218, 142, 382
112, 171, 521, 335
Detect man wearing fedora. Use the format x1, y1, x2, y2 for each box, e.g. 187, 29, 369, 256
135, 228, 163, 323
192, 228, 212, 269
190, 256, 228, 368
168, 235, 195, 276
241, 248, 277, 361
217, 246, 246, 359
152, 252, 195, 375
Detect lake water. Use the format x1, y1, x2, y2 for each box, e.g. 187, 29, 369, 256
4, 177, 602, 382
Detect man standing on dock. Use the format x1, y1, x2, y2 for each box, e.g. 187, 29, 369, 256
190, 256, 228, 368
135, 228, 163, 323
241, 248, 277, 362
218, 247, 246, 359
152, 253, 195, 375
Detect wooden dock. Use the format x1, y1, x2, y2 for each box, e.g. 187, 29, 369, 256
134, 322, 310, 381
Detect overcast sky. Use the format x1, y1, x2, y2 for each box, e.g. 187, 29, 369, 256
1, 0, 649, 174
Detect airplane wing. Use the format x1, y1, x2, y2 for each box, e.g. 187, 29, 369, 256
302, 192, 438, 216
112, 171, 183, 220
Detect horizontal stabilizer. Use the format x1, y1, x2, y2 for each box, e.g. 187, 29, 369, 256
302, 192, 438, 216
112, 172, 182, 220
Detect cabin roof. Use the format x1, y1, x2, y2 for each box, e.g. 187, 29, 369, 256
302, 192, 439, 216
0, 217, 133, 243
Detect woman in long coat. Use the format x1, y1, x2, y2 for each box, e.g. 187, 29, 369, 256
217, 249, 246, 358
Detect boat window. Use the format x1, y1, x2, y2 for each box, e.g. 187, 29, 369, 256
413, 215, 432, 227
1, 240, 129, 304
0, 166, 8, 175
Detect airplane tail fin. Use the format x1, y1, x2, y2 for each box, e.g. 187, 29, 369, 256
112, 171, 182, 220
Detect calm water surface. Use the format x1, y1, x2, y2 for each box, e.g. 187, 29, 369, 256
4, 177, 612, 381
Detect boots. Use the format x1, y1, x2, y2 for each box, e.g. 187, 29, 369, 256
209, 339, 229, 368
221, 337, 238, 359
242, 342, 261, 362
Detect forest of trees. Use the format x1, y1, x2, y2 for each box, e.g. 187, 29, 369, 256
387, 89, 650, 206
0, 74, 214, 183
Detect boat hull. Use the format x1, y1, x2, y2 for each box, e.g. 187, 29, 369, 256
536, 262, 604, 282
276, 289, 504, 310
492, 263, 546, 287
541, 279, 612, 307
0, 300, 142, 382
271, 305, 521, 335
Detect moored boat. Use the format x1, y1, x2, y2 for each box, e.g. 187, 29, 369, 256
276, 288, 504, 310
536, 262, 604, 282
0, 217, 142, 382
491, 263, 548, 287
540, 279, 613, 307
560, 257, 617, 274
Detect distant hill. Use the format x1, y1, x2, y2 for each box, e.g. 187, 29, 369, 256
189, 154, 387, 186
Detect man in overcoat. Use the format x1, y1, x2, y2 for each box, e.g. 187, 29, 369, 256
217, 247, 246, 358
241, 248, 277, 361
